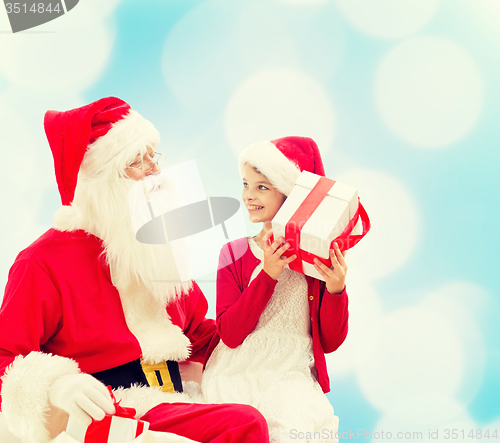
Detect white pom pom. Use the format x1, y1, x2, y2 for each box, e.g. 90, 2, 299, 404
53, 205, 81, 232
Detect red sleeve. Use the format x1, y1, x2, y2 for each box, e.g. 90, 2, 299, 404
0, 258, 62, 408
216, 243, 278, 348
172, 282, 216, 364
317, 283, 349, 354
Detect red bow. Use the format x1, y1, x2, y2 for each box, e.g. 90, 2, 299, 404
107, 386, 137, 419
278, 176, 371, 274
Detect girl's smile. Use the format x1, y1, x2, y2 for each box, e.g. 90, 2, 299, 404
246, 204, 264, 211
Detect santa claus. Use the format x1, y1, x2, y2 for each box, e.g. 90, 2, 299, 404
0, 97, 268, 443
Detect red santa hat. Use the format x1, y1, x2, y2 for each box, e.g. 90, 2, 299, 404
44, 97, 160, 205
238, 136, 325, 196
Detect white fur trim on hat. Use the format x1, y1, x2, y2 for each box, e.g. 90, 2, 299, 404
1, 352, 80, 442
238, 141, 301, 196
82, 109, 161, 179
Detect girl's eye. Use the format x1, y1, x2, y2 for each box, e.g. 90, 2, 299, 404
243, 182, 248, 188
259, 185, 269, 190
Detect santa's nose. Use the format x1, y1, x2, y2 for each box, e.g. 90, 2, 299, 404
147, 162, 161, 175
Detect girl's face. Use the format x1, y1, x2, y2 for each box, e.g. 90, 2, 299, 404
242, 163, 286, 224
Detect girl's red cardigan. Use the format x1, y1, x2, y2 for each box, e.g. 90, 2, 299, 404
204, 237, 349, 393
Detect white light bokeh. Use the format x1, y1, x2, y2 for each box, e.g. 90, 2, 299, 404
225, 68, 336, 155
0, 4, 11, 31
357, 307, 464, 423
335, 170, 419, 279
0, 21, 114, 91
421, 282, 487, 403
333, 0, 440, 39
326, 272, 383, 376
235, 4, 299, 71
375, 37, 483, 148
162, 0, 241, 112
0, 88, 85, 190
0, 103, 37, 196
467, 0, 500, 39
236, 0, 345, 81
348, 281, 487, 428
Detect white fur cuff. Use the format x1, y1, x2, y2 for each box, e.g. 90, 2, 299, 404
1, 352, 80, 443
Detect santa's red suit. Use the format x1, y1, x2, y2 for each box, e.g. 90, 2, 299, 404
0, 228, 214, 378
0, 97, 268, 443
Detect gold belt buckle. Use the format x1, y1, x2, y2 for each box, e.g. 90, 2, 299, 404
141, 361, 175, 393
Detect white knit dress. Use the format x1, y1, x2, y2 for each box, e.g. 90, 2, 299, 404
202, 237, 339, 443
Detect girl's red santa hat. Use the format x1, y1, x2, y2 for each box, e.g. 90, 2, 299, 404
44, 96, 160, 206
239, 136, 325, 196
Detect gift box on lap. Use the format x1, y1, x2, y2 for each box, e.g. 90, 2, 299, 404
272, 171, 370, 281
66, 388, 149, 443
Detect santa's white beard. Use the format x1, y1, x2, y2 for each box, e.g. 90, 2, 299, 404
68, 173, 192, 305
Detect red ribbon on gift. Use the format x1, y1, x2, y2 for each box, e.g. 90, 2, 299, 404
282, 176, 371, 274
83, 387, 146, 443
107, 386, 137, 419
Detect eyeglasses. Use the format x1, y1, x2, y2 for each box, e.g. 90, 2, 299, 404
127, 152, 167, 174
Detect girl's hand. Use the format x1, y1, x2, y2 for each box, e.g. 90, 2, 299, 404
314, 242, 347, 294
261, 229, 297, 280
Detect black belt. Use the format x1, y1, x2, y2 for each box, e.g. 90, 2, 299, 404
92, 359, 183, 393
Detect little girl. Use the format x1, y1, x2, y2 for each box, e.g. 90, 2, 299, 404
202, 136, 349, 443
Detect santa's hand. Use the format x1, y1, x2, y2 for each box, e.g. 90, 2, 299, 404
48, 373, 116, 426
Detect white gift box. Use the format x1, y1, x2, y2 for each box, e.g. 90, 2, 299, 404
61, 422, 199, 443
128, 160, 247, 281
66, 414, 149, 443
272, 171, 359, 281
